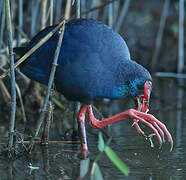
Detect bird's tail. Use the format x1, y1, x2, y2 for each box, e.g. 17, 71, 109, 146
14, 47, 27, 57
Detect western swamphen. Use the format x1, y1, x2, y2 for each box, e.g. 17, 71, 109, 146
14, 19, 173, 158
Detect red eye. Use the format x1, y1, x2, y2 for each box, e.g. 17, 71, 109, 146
137, 85, 143, 90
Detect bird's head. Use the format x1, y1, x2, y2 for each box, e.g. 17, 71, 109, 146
119, 60, 152, 112
129, 79, 152, 113
135, 80, 152, 113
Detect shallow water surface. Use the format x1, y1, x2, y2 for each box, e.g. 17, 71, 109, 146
0, 77, 186, 180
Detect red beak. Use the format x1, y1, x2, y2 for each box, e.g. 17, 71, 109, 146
135, 81, 152, 113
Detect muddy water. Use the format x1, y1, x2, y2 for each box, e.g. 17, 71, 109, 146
0, 77, 185, 180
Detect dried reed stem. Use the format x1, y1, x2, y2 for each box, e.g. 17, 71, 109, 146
41, 0, 47, 29
152, 0, 170, 64
156, 72, 186, 79
108, 2, 113, 27
28, 21, 66, 151
42, 101, 53, 144
64, 0, 71, 20
17, 0, 23, 46
0, 79, 11, 106
0, 0, 5, 54
76, 0, 80, 18
49, 0, 53, 25
15, 82, 27, 122
5, 0, 17, 153
114, 0, 131, 32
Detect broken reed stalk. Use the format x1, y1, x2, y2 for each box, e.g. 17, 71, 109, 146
114, 0, 131, 32
76, 0, 80, 18
0, 79, 11, 107
0, 20, 65, 80
152, 0, 170, 64
64, 0, 71, 20
80, 0, 117, 18
17, 0, 23, 46
42, 90, 65, 110
0, 77, 22, 119
41, 0, 47, 29
5, 0, 17, 153
0, 67, 26, 120
41, 101, 53, 144
49, 0, 53, 25
19, 140, 80, 144
178, 0, 184, 73
0, 0, 5, 55
108, 2, 113, 27
15, 82, 27, 122
28, 21, 66, 151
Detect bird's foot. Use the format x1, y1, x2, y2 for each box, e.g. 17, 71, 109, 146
128, 109, 173, 151
87, 105, 173, 151
88, 119, 99, 128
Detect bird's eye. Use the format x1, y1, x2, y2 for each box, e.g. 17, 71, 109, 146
137, 85, 143, 90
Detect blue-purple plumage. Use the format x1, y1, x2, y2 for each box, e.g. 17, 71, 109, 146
14, 19, 151, 104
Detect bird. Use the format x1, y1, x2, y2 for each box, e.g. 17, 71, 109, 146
14, 19, 173, 158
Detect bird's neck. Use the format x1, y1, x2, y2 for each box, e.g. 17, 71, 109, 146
111, 85, 130, 99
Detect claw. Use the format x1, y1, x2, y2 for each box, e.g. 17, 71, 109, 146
133, 122, 147, 137
132, 114, 163, 148
134, 110, 173, 151
152, 122, 165, 142
147, 135, 154, 148
144, 113, 173, 151
170, 140, 173, 152
131, 119, 139, 127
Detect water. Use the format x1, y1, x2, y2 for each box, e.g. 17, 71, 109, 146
0, 77, 185, 180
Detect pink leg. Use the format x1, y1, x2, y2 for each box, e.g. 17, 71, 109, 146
87, 105, 173, 151
77, 105, 88, 158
